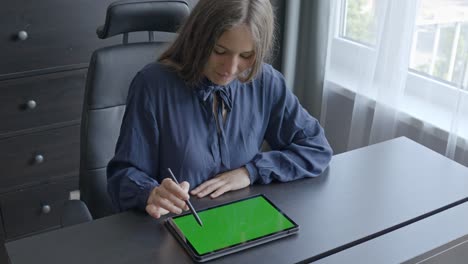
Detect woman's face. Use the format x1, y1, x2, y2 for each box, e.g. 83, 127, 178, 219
203, 24, 255, 86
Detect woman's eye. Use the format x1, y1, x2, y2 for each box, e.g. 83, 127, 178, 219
241, 54, 253, 59
214, 49, 225, 55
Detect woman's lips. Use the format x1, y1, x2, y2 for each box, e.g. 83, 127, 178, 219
216, 72, 234, 80
217, 72, 229, 77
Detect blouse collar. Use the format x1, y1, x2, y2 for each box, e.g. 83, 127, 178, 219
195, 77, 233, 111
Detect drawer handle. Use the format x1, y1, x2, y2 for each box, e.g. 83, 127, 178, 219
41, 204, 51, 214
17, 30, 28, 41
26, 100, 37, 110
34, 154, 44, 164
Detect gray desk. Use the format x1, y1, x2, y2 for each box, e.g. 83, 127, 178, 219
315, 202, 468, 264
6, 137, 468, 263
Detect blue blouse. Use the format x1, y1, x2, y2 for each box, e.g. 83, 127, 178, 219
107, 62, 332, 212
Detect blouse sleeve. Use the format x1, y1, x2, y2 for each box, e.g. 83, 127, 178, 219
106, 72, 160, 212
245, 66, 333, 184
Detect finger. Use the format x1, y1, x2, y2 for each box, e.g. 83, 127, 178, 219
196, 180, 225, 198
157, 198, 183, 214
179, 181, 190, 211
160, 188, 188, 209
146, 204, 170, 219
163, 178, 190, 200
210, 184, 232, 199
191, 178, 219, 195
190, 183, 207, 195
180, 181, 190, 192
148, 185, 187, 212
145, 204, 161, 219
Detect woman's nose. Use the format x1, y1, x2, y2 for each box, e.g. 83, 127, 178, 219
222, 55, 239, 74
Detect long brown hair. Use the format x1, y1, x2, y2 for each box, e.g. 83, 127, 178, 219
158, 0, 276, 86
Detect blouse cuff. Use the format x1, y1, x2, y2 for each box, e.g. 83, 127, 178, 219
245, 162, 259, 185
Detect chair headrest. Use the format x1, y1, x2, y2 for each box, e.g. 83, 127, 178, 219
97, 0, 190, 39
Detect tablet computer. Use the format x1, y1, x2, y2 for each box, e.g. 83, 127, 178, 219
165, 194, 299, 262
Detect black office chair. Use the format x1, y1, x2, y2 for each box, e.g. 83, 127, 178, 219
61, 0, 190, 226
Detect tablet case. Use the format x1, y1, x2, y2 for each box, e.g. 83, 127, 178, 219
165, 194, 299, 262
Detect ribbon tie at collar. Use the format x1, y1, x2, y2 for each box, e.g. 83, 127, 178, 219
196, 83, 233, 112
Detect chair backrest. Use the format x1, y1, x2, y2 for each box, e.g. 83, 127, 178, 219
80, 0, 190, 219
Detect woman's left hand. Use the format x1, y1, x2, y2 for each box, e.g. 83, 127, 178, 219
191, 167, 251, 198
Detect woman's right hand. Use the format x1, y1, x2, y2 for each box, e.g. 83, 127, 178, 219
145, 178, 190, 219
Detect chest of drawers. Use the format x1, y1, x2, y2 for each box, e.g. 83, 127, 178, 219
0, 0, 201, 243
0, 0, 124, 240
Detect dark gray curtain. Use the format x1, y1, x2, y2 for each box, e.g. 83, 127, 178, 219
290, 0, 330, 119
270, 0, 286, 71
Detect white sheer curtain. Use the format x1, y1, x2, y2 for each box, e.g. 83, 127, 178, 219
321, 0, 468, 166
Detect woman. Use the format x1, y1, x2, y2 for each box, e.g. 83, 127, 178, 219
107, 0, 333, 219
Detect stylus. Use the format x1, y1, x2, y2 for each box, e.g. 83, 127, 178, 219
167, 168, 204, 227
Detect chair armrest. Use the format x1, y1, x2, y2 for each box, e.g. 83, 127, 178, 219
60, 200, 93, 227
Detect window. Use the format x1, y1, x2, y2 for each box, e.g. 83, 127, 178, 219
341, 0, 377, 46
410, 0, 468, 86
326, 0, 468, 138
337, 0, 468, 88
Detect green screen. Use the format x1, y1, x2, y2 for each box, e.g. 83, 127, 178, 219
172, 195, 295, 255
